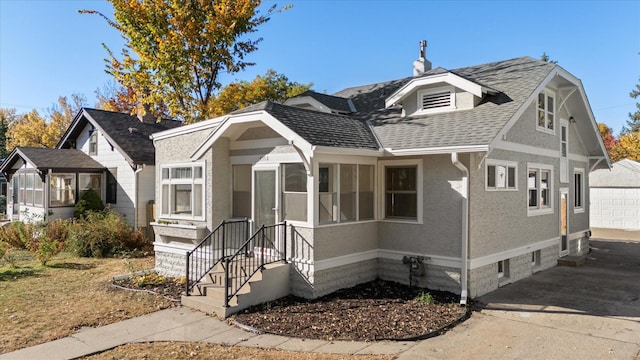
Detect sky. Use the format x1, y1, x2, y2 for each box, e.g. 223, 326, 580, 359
1, 0, 639, 135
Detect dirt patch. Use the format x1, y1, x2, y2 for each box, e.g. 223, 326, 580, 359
85, 342, 395, 360
232, 280, 468, 341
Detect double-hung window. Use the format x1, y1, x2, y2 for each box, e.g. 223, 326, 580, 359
89, 131, 98, 155
537, 89, 555, 134
528, 164, 553, 215
486, 160, 517, 191
573, 168, 584, 213
161, 163, 204, 219
381, 160, 422, 221
16, 172, 44, 207
50, 174, 76, 207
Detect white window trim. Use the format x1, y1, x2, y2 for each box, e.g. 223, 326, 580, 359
536, 89, 556, 135
159, 162, 206, 221
49, 173, 77, 208
527, 163, 554, 216
485, 159, 518, 191
416, 86, 456, 115
573, 168, 585, 214
89, 131, 98, 156
317, 163, 376, 225
378, 159, 423, 224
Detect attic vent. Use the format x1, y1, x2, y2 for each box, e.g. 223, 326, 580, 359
128, 127, 138, 133
421, 91, 451, 109
417, 86, 455, 113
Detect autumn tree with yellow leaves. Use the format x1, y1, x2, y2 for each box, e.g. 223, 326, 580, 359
83, 0, 286, 123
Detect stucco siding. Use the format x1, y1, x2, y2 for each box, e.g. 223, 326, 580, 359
378, 154, 463, 258
313, 222, 378, 260
470, 150, 559, 258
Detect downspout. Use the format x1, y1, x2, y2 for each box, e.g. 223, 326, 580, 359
451, 152, 469, 306
134, 164, 144, 229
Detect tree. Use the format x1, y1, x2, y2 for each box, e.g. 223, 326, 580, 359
208, 69, 312, 116
44, 94, 88, 147
82, 0, 285, 123
95, 80, 138, 114
626, 77, 640, 133
614, 131, 640, 161
0, 108, 18, 158
7, 110, 48, 151
598, 123, 619, 161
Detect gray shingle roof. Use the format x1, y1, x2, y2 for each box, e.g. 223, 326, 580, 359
291, 90, 355, 113
333, 56, 555, 150
259, 102, 379, 150
59, 108, 182, 165
0, 147, 104, 175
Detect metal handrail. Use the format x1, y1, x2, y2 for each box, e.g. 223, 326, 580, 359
223, 221, 287, 307
185, 218, 249, 295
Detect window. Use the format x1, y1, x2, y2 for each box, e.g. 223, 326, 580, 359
50, 174, 76, 207
528, 164, 553, 215
532, 250, 541, 267
318, 164, 374, 225
232, 165, 252, 218
417, 86, 455, 114
106, 169, 117, 204
574, 169, 584, 213
560, 120, 569, 183
486, 160, 517, 190
160, 163, 204, 219
89, 131, 98, 155
537, 89, 555, 133
498, 259, 510, 280
282, 163, 307, 222
15, 172, 43, 207
79, 174, 102, 199
384, 162, 420, 220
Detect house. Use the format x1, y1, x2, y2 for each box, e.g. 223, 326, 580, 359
0, 108, 181, 230
590, 158, 640, 230
150, 48, 610, 316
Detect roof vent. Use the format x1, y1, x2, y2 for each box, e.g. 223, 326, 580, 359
413, 40, 432, 76
128, 127, 138, 133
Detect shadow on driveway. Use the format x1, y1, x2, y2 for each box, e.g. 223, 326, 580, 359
476, 238, 640, 320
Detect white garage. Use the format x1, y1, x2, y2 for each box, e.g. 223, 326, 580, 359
590, 159, 640, 230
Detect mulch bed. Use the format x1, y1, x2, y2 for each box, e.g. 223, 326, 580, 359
232, 280, 469, 341
111, 274, 184, 303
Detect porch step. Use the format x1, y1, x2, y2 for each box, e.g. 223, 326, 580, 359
183, 262, 291, 318
558, 255, 586, 267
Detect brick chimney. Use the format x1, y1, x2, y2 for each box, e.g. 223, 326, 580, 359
413, 40, 432, 76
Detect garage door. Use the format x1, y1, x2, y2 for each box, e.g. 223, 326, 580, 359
590, 188, 640, 230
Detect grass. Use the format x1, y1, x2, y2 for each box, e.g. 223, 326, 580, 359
0, 250, 172, 353
0, 251, 392, 360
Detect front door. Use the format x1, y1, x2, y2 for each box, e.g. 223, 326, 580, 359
560, 189, 569, 256
253, 168, 278, 228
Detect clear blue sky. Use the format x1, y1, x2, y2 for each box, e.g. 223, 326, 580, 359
1, 0, 639, 134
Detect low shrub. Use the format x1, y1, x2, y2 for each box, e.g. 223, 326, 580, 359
67, 210, 151, 258
26, 220, 68, 265
0, 222, 31, 249
0, 240, 6, 260
74, 189, 105, 219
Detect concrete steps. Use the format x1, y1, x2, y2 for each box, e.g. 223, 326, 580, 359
182, 262, 290, 318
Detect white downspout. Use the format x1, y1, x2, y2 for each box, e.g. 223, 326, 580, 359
134, 165, 144, 229
451, 152, 469, 306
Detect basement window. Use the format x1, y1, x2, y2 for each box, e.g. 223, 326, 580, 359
417, 86, 455, 114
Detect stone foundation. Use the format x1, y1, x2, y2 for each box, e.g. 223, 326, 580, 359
377, 258, 461, 294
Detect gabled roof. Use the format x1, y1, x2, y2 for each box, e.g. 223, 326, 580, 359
284, 90, 356, 114
0, 147, 104, 176
335, 56, 556, 151
590, 159, 640, 187
58, 108, 182, 166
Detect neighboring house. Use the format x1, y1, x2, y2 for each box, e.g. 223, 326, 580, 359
151, 50, 609, 313
0, 108, 181, 229
590, 158, 640, 230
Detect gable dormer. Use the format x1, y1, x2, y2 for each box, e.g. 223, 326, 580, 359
284, 90, 356, 115
385, 72, 497, 117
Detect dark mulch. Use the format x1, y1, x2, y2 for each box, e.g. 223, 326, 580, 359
232, 280, 469, 341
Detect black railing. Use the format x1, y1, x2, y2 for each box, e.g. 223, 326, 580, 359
224, 222, 287, 307
185, 218, 249, 295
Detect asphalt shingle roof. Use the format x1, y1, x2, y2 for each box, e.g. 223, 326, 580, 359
60, 108, 182, 165
292, 90, 355, 113
2, 147, 104, 174
332, 57, 555, 150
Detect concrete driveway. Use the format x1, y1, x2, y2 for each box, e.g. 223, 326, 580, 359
399, 235, 640, 359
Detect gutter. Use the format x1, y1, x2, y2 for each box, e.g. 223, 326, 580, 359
451, 152, 469, 306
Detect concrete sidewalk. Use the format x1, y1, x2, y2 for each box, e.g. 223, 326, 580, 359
0, 307, 417, 359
